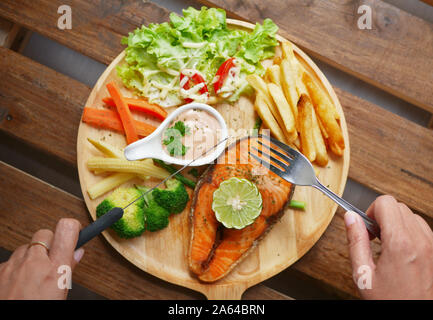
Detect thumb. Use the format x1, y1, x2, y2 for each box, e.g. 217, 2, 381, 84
344, 211, 375, 280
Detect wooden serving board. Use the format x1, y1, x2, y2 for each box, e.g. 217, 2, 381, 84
77, 19, 350, 300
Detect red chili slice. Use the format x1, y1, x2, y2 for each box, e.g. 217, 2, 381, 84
213, 58, 235, 94
180, 71, 209, 103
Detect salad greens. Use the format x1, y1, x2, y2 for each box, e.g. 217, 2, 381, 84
118, 6, 279, 107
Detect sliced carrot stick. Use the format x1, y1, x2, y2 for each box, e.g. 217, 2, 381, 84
106, 82, 139, 145
82, 108, 156, 138
102, 97, 167, 121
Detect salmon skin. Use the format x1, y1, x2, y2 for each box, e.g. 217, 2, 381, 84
189, 136, 294, 282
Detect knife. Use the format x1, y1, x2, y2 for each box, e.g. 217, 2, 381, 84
75, 137, 228, 249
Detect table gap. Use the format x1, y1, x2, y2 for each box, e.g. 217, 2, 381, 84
263, 267, 350, 299
0, 131, 82, 198
3, 1, 430, 299
383, 0, 433, 24
150, 0, 432, 126
20, 28, 431, 129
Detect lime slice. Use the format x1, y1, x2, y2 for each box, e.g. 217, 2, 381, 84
212, 177, 263, 229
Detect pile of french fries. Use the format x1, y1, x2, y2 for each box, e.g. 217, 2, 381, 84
247, 41, 345, 167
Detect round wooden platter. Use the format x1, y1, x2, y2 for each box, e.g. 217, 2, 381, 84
77, 19, 350, 300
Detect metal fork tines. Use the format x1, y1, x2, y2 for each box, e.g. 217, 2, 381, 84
249, 135, 381, 239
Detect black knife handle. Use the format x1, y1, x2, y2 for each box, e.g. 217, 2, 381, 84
75, 207, 124, 250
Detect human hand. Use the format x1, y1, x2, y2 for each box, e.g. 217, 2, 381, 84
0, 218, 84, 300
344, 195, 433, 299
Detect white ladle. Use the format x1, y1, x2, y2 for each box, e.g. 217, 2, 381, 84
124, 102, 228, 166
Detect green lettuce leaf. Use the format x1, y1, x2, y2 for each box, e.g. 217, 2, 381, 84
117, 6, 278, 107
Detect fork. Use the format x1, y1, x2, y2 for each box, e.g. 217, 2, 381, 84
248, 135, 380, 239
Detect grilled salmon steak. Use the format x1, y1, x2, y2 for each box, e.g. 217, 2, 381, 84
189, 136, 294, 282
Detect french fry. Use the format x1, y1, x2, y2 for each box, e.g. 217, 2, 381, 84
265, 65, 282, 87
298, 94, 316, 162
295, 68, 309, 97
311, 107, 328, 166
303, 72, 344, 156
247, 75, 271, 102
280, 59, 299, 124
281, 41, 309, 96
273, 56, 282, 65
246, 74, 291, 139
302, 71, 340, 120
317, 116, 329, 139
267, 83, 297, 142
254, 93, 288, 143
281, 41, 296, 61
293, 136, 301, 150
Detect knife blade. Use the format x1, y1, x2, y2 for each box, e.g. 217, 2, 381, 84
75, 137, 228, 249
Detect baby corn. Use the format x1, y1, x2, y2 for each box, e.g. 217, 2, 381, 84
87, 157, 169, 180
87, 173, 135, 199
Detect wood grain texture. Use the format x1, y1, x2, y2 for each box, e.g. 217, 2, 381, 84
0, 17, 19, 48
1, 42, 432, 217
338, 87, 433, 217
0, 160, 386, 298
197, 0, 433, 114
0, 0, 170, 65
0, 47, 90, 164
1, 0, 431, 111
75, 30, 350, 299
0, 4, 431, 297
0, 0, 430, 216
421, 0, 433, 7
0, 160, 292, 300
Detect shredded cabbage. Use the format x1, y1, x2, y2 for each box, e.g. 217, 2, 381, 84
117, 6, 278, 107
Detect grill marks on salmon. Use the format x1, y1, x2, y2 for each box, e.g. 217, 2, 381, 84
189, 183, 219, 275
189, 136, 294, 282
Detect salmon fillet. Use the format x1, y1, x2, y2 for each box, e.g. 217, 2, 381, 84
189, 136, 294, 282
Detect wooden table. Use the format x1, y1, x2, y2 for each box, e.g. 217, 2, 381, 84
0, 0, 432, 300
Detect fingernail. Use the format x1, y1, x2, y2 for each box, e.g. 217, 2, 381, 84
73, 248, 85, 263
344, 211, 357, 227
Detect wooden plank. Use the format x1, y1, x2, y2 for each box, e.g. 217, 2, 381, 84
0, 47, 90, 164
0, 0, 170, 65
0, 17, 30, 51
196, 0, 433, 114
0, 161, 291, 300
244, 285, 294, 300
1, 46, 432, 217
421, 0, 433, 7
1, 52, 431, 299
0, 0, 432, 113
1, 0, 431, 113
0, 17, 19, 48
336, 87, 433, 218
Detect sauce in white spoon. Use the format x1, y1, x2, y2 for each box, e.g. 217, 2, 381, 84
162, 108, 222, 160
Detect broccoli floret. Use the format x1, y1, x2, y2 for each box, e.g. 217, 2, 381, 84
96, 187, 145, 239
143, 201, 170, 231
136, 186, 170, 232
152, 179, 189, 214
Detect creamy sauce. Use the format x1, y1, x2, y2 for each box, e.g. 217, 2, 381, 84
162, 109, 221, 160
